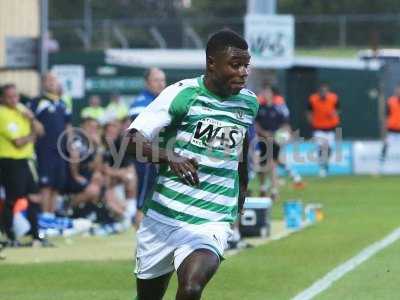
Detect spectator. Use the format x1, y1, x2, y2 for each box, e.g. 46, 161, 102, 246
102, 120, 137, 225
307, 82, 340, 177
380, 84, 400, 171
128, 68, 166, 118
28, 72, 71, 228
128, 67, 166, 226
104, 93, 128, 122
255, 86, 291, 200
257, 86, 303, 188
0, 84, 47, 246
81, 95, 105, 123
64, 118, 104, 208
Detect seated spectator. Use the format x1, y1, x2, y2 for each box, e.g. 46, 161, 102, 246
80, 95, 105, 123
102, 119, 137, 225
104, 94, 128, 122
64, 118, 104, 208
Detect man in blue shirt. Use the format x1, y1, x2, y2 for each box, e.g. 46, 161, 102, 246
129, 68, 166, 118
28, 72, 71, 227
128, 68, 166, 226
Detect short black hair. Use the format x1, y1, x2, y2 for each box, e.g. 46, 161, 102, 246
206, 29, 248, 57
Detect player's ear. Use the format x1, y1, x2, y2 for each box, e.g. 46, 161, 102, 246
207, 55, 216, 72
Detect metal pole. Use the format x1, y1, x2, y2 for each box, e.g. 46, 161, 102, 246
40, 0, 49, 83
103, 19, 112, 48
84, 0, 92, 50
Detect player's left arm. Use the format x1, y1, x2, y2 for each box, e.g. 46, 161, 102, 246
238, 132, 249, 215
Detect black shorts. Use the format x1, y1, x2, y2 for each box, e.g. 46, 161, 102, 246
0, 158, 39, 203
36, 152, 67, 191
257, 141, 281, 165
64, 170, 91, 195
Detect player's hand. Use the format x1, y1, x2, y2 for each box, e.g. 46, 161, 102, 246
74, 175, 88, 185
168, 155, 199, 186
91, 133, 101, 146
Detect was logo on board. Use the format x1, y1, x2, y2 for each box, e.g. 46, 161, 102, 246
191, 118, 244, 152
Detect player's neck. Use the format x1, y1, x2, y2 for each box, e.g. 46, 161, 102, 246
203, 75, 229, 98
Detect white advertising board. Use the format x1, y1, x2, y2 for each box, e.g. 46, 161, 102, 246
353, 141, 400, 174
52, 65, 85, 99
245, 14, 294, 68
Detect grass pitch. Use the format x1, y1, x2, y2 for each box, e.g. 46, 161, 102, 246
1, 176, 399, 300
295, 47, 361, 58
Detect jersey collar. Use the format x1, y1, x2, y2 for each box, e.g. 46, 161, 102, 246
43, 92, 60, 101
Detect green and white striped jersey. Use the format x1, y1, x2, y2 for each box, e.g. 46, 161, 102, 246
129, 76, 259, 226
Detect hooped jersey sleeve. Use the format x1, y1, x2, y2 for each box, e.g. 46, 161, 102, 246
128, 81, 194, 140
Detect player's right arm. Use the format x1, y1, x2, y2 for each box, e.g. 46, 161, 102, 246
126, 82, 199, 186
238, 132, 249, 215
128, 130, 199, 186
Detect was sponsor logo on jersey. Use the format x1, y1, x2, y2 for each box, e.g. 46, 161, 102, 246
191, 118, 244, 153
235, 109, 244, 120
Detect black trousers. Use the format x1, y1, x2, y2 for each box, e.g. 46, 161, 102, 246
0, 158, 39, 240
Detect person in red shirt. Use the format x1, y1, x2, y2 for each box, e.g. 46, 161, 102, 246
307, 83, 340, 177
380, 84, 400, 171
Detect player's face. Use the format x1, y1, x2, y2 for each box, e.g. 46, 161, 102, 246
83, 119, 100, 139
44, 73, 60, 95
3, 87, 19, 107
319, 85, 329, 96
263, 88, 274, 105
111, 95, 120, 103
90, 96, 101, 106
147, 69, 166, 96
209, 47, 250, 96
105, 121, 121, 140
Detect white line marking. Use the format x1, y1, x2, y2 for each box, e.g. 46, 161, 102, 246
292, 227, 400, 300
